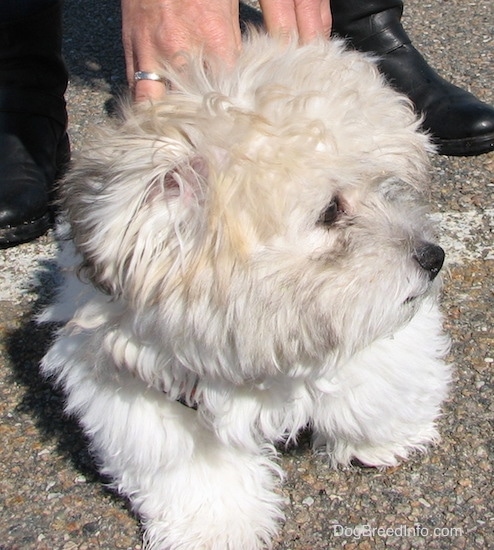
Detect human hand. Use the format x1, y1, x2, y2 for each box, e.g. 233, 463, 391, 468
121, 0, 332, 102
121, 0, 242, 102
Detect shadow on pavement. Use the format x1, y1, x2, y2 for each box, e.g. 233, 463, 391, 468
4, 259, 101, 482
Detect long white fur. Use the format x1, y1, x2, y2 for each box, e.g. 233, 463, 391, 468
41, 33, 451, 549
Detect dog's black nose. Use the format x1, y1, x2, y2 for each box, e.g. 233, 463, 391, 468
413, 242, 445, 280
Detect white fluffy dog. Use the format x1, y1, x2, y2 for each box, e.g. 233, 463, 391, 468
41, 32, 451, 550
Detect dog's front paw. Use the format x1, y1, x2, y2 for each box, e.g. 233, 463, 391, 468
316, 424, 440, 470
140, 489, 283, 550
134, 449, 284, 550
143, 511, 278, 550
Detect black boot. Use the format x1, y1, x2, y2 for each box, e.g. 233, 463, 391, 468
330, 0, 494, 156
0, 0, 70, 248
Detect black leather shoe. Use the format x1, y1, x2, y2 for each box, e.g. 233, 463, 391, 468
0, 0, 69, 248
373, 37, 494, 156
0, 100, 69, 248
331, 0, 494, 156
0, 136, 52, 246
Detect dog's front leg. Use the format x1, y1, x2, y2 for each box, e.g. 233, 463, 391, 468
43, 330, 283, 550
311, 300, 451, 468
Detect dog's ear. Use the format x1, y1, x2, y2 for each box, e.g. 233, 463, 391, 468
63, 138, 211, 304
146, 155, 209, 208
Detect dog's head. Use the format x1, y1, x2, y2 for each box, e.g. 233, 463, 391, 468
63, 34, 443, 380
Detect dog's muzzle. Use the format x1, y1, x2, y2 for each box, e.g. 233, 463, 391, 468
413, 242, 445, 280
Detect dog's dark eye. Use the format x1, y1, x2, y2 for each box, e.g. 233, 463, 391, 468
318, 199, 340, 226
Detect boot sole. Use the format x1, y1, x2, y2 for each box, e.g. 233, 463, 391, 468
0, 211, 51, 249
435, 133, 494, 157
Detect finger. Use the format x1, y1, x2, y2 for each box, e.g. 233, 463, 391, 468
129, 40, 167, 102
194, 8, 243, 69
260, 0, 298, 41
134, 79, 167, 102
295, 0, 332, 42
260, 0, 332, 42
322, 0, 333, 37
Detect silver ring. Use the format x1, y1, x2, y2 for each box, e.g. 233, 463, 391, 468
134, 71, 164, 82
